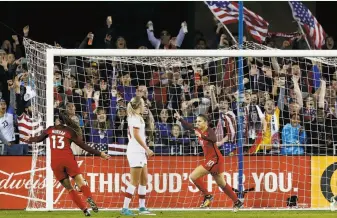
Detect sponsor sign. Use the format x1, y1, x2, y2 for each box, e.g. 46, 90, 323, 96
311, 157, 337, 208
0, 156, 310, 209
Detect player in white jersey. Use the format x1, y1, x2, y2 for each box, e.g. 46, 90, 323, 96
121, 96, 155, 216
0, 99, 16, 150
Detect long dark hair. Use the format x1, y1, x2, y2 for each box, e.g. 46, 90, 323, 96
59, 111, 82, 137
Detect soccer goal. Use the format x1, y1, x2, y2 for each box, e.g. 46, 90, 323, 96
23, 38, 337, 211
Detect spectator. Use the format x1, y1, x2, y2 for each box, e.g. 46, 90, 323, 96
167, 72, 183, 110
66, 102, 84, 128
116, 36, 127, 49
86, 106, 114, 144
0, 94, 16, 155
117, 71, 136, 102
155, 108, 172, 145
146, 21, 187, 49
150, 69, 169, 108
169, 124, 190, 155
281, 114, 306, 155
113, 107, 128, 144
322, 36, 335, 50
256, 99, 280, 153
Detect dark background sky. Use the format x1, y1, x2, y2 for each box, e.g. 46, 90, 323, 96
0, 1, 336, 49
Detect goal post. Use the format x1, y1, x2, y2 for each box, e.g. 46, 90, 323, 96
24, 37, 337, 211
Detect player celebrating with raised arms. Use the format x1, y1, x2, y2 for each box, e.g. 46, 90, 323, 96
174, 111, 243, 212
121, 96, 155, 216
24, 112, 110, 217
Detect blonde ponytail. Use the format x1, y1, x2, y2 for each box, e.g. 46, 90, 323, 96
127, 96, 144, 117
127, 102, 137, 116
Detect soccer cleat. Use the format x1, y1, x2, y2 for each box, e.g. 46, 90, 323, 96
87, 197, 99, 213
200, 194, 214, 208
121, 208, 136, 216
330, 196, 337, 211
83, 209, 91, 216
139, 207, 156, 215
233, 200, 244, 212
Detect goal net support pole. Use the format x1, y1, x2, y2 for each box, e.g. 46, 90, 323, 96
238, 0, 245, 199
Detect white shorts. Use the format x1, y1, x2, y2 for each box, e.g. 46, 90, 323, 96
127, 152, 147, 168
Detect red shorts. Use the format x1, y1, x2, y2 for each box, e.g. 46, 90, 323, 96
51, 157, 81, 181
202, 157, 225, 175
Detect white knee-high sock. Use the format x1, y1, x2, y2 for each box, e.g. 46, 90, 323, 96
123, 184, 136, 209
138, 185, 147, 208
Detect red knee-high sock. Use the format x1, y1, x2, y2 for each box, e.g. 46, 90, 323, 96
221, 183, 239, 202
69, 190, 87, 210
192, 177, 211, 196
80, 185, 92, 199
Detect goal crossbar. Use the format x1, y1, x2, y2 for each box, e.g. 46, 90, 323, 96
47, 48, 337, 57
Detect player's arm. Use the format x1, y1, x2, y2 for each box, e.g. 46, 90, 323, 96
133, 127, 149, 151
174, 110, 195, 131
72, 135, 105, 157
197, 128, 217, 144
179, 118, 195, 131
27, 132, 49, 143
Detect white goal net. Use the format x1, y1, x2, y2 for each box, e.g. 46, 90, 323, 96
23, 38, 337, 210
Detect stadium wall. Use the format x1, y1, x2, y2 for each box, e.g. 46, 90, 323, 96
1, 155, 331, 210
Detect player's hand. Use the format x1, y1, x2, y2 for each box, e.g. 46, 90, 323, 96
100, 152, 110, 160
146, 148, 154, 158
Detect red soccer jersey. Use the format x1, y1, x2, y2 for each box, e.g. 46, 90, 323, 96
197, 128, 223, 160
44, 126, 75, 161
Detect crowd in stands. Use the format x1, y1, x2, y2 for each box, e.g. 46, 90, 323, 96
1, 16, 337, 156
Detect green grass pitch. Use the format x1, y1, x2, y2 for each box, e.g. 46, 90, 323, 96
0, 211, 335, 218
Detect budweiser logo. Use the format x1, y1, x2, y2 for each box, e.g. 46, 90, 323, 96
0, 160, 84, 204
0, 172, 63, 190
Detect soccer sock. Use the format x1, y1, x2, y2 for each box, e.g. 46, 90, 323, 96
192, 177, 211, 196
138, 185, 147, 208
123, 184, 136, 209
221, 183, 239, 202
80, 185, 92, 199
69, 190, 86, 211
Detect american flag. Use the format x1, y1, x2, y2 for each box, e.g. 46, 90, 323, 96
85, 143, 127, 155
205, 1, 269, 43
289, 1, 326, 49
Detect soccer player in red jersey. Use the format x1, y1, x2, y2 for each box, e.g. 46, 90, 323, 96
174, 111, 243, 211
25, 113, 110, 216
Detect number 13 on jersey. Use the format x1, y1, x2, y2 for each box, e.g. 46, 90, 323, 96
51, 135, 65, 149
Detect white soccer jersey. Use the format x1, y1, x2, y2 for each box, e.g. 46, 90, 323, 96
127, 115, 146, 153
0, 107, 16, 142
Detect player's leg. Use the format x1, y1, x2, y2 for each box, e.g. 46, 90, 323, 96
138, 165, 155, 215
65, 157, 98, 213
190, 165, 212, 208
213, 172, 243, 212
139, 165, 147, 209
122, 167, 142, 215
60, 178, 91, 216
74, 174, 98, 213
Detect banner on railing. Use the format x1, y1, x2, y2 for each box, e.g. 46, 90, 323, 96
0, 156, 310, 209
